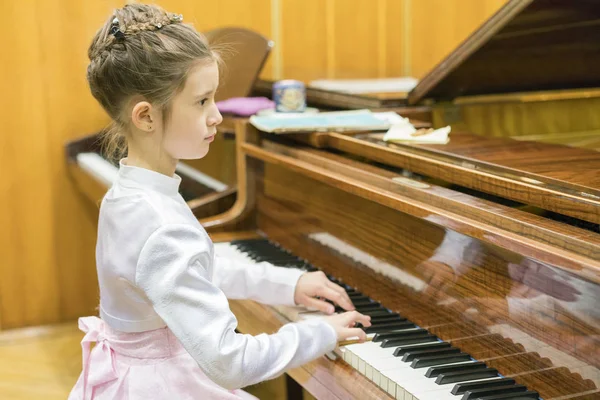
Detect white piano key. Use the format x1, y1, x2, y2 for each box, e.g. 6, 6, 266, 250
384, 360, 482, 399
76, 152, 118, 187
175, 162, 228, 192
414, 377, 504, 400
213, 242, 256, 264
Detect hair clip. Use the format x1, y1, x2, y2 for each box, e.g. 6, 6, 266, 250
170, 13, 183, 23
110, 17, 125, 39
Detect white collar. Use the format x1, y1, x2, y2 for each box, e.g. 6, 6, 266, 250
117, 158, 181, 196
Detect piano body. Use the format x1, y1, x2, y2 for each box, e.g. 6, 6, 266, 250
214, 119, 600, 399
64, 1, 600, 398
201, 1, 600, 398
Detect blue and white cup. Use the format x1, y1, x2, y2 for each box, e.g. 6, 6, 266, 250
273, 79, 306, 113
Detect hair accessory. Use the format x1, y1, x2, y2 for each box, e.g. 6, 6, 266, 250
170, 13, 183, 23
155, 23, 163, 29
110, 17, 125, 39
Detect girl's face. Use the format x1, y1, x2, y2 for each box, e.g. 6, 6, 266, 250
161, 61, 223, 160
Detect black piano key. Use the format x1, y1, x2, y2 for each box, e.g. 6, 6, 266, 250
359, 309, 394, 317
354, 303, 385, 311
373, 328, 428, 342
352, 299, 378, 307
368, 314, 406, 323
462, 384, 527, 400
347, 294, 370, 301
367, 317, 407, 326
393, 342, 452, 357
364, 321, 417, 334
382, 333, 438, 348
452, 378, 517, 395
426, 361, 487, 378
476, 391, 540, 400
402, 347, 461, 362
435, 367, 499, 384
411, 352, 472, 368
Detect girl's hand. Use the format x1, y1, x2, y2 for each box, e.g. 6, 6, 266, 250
293, 271, 355, 314
324, 311, 372, 342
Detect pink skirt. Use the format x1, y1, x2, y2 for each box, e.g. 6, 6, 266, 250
68, 316, 258, 400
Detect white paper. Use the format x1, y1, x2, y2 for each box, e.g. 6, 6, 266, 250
308, 77, 418, 94
383, 125, 451, 144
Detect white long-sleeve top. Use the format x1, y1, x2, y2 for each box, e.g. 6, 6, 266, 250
96, 159, 337, 390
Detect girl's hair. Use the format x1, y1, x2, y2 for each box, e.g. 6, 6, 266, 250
87, 3, 220, 161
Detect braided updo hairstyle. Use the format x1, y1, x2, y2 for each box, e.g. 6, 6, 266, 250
87, 3, 220, 161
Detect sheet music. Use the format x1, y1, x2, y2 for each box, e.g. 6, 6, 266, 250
308, 77, 418, 94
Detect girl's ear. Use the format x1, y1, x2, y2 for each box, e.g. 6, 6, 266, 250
131, 101, 158, 132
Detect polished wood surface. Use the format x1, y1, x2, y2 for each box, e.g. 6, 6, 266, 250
200, 119, 600, 398
254, 139, 600, 267
409, 0, 600, 104
290, 130, 600, 225
252, 162, 600, 398
200, 119, 258, 232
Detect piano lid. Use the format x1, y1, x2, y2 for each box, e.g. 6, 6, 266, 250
408, 0, 600, 105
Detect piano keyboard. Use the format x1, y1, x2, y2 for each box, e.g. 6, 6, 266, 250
76, 151, 228, 192
214, 238, 542, 400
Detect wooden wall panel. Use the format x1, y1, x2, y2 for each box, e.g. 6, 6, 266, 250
331, 0, 381, 79
280, 0, 328, 82
276, 0, 505, 82
35, 0, 125, 327
384, 0, 406, 78
0, 0, 273, 330
0, 1, 59, 329
409, 0, 507, 78
158, 0, 274, 80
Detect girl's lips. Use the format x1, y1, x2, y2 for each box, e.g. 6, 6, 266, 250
204, 134, 215, 142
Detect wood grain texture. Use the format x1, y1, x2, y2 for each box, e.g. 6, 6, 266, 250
245, 138, 600, 280
294, 130, 600, 224
258, 139, 600, 263
250, 161, 600, 397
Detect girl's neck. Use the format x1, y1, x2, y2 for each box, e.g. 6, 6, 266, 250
126, 146, 178, 177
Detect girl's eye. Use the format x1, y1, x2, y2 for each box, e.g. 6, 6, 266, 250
199, 98, 208, 106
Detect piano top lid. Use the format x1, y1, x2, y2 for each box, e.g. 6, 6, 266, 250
407, 0, 600, 105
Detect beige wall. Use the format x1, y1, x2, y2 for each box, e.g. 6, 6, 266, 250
0, 0, 506, 329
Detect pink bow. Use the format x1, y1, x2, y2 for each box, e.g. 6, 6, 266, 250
79, 317, 119, 400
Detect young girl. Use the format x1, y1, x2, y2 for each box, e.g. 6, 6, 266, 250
69, 4, 371, 399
